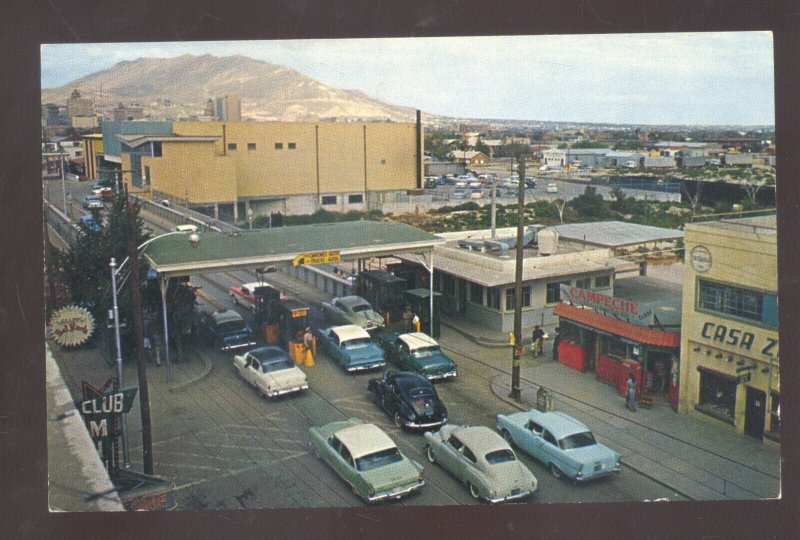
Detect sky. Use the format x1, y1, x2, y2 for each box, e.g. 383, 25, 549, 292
41, 32, 774, 126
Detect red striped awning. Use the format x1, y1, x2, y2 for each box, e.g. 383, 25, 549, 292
554, 303, 680, 349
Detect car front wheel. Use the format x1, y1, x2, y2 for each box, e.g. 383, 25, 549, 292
231, 294, 238, 305
426, 446, 436, 463
468, 482, 481, 500
394, 412, 405, 429
550, 463, 564, 479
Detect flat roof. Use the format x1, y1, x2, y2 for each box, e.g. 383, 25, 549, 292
689, 214, 776, 235
143, 220, 444, 278
549, 221, 684, 248
117, 134, 221, 148
613, 275, 683, 327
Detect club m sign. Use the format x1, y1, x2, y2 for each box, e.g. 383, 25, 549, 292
560, 284, 654, 325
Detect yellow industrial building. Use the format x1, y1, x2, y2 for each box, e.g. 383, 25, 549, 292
679, 215, 779, 443
118, 120, 423, 220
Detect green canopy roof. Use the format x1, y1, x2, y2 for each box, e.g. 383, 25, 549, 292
143, 220, 444, 278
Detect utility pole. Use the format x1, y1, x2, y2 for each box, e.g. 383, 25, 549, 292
125, 192, 154, 474
510, 155, 526, 402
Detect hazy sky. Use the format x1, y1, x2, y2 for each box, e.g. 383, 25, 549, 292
41, 32, 774, 126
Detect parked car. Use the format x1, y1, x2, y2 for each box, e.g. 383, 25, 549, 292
174, 224, 198, 233
233, 346, 308, 398
309, 418, 425, 503
77, 214, 102, 232
424, 177, 437, 189
524, 177, 536, 188
436, 176, 448, 186
503, 189, 518, 198
452, 189, 467, 200
496, 409, 621, 482
320, 295, 385, 332
367, 371, 448, 430
315, 325, 386, 372
469, 189, 483, 199
197, 309, 256, 351
423, 425, 538, 503
91, 180, 113, 193
377, 332, 457, 381
97, 187, 114, 201
467, 179, 481, 189
82, 195, 104, 209
546, 183, 559, 194
229, 282, 286, 311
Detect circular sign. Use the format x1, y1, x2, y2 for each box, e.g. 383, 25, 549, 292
49, 305, 95, 347
690, 245, 712, 273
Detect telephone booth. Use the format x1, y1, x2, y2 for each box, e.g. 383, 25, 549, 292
253, 285, 282, 343
356, 269, 407, 325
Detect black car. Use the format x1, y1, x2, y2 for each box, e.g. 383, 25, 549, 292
197, 309, 256, 351
368, 371, 448, 430
524, 177, 536, 188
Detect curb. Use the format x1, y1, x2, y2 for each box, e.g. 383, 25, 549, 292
441, 319, 512, 349
168, 347, 214, 391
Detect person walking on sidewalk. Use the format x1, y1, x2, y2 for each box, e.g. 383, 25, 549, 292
551, 327, 560, 361
626, 372, 638, 412
531, 325, 545, 358
303, 327, 315, 361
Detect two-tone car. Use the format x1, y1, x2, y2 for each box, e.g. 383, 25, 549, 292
233, 346, 308, 398
424, 425, 538, 503
367, 371, 448, 430
229, 282, 287, 311
320, 295, 385, 332
196, 309, 256, 351
315, 325, 386, 372
496, 409, 621, 482
82, 195, 104, 209
378, 332, 457, 381
309, 418, 425, 503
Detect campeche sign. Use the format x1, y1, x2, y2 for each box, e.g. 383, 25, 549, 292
292, 250, 341, 267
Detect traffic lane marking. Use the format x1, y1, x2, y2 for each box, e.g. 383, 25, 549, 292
171, 451, 308, 492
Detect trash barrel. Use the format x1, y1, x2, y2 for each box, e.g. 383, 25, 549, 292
536, 387, 554, 412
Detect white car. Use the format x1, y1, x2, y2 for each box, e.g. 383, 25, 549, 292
174, 224, 198, 233
233, 346, 308, 398
546, 183, 559, 194
229, 282, 287, 311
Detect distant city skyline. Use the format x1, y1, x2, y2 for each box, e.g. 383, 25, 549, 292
41, 32, 774, 126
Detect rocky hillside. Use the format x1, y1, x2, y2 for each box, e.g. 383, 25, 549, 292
41, 54, 420, 122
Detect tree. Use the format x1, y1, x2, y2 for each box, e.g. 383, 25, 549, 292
552, 199, 567, 223
567, 186, 610, 219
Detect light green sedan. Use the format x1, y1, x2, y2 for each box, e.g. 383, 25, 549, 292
424, 425, 538, 503
309, 418, 425, 503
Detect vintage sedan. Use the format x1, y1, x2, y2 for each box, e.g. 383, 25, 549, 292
378, 332, 457, 381
320, 295, 385, 331
315, 325, 386, 372
228, 281, 287, 311
367, 371, 448, 430
496, 409, 621, 481
82, 195, 104, 209
197, 309, 256, 351
424, 425, 538, 503
233, 346, 308, 398
309, 418, 425, 503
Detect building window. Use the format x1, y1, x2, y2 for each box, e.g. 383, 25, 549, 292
505, 286, 531, 311
698, 279, 771, 325
321, 195, 337, 205
470, 283, 484, 305
575, 277, 591, 289
546, 282, 568, 304
348, 194, 363, 204
594, 275, 611, 288
275, 143, 283, 150
228, 143, 237, 151
247, 143, 256, 151
487, 288, 501, 310
444, 275, 455, 295
288, 142, 296, 149
381, 159, 386, 165
696, 368, 736, 423
144, 166, 151, 186
605, 337, 627, 358
152, 142, 162, 157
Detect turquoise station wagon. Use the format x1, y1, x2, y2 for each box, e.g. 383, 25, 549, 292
496, 409, 621, 482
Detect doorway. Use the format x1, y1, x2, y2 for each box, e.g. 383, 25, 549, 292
745, 386, 766, 440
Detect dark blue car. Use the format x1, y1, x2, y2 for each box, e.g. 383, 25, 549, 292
197, 309, 256, 351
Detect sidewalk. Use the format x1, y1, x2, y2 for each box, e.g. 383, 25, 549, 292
441, 313, 781, 501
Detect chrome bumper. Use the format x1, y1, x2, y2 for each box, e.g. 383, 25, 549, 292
346, 361, 386, 372
265, 383, 309, 398
365, 479, 426, 503
221, 340, 257, 351
487, 486, 536, 504
575, 466, 621, 482
403, 418, 447, 429
425, 370, 458, 381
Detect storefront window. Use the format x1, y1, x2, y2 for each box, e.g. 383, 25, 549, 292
698, 279, 766, 325
470, 283, 484, 305
605, 337, 626, 358
505, 286, 530, 311
487, 288, 501, 310
561, 323, 580, 345
575, 277, 591, 289
697, 368, 736, 423
594, 275, 611, 288
546, 282, 568, 304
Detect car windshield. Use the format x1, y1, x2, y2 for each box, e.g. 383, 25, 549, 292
411, 346, 439, 358
355, 447, 403, 472
485, 449, 516, 465
342, 337, 372, 349
560, 431, 597, 450
261, 358, 294, 372
218, 321, 247, 334
351, 304, 371, 313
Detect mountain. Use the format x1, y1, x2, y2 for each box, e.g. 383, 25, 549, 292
41, 54, 420, 122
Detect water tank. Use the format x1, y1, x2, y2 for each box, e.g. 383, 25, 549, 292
537, 229, 559, 255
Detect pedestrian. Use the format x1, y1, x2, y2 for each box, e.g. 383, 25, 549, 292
626, 372, 637, 412
303, 327, 314, 361
654, 360, 666, 394
551, 327, 560, 361
412, 312, 421, 333
531, 325, 545, 358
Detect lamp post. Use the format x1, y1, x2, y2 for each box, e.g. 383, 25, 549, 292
109, 257, 131, 469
